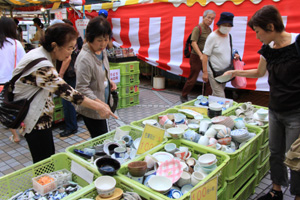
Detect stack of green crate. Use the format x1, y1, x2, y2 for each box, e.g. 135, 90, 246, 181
53, 95, 64, 123
110, 61, 140, 109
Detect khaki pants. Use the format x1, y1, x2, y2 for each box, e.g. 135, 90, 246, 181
208, 70, 226, 98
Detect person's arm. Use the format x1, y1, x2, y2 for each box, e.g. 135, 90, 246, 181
191, 41, 203, 60
59, 56, 71, 78
224, 56, 267, 78
201, 54, 209, 82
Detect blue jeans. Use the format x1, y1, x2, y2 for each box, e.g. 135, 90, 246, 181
62, 77, 78, 131
269, 108, 300, 195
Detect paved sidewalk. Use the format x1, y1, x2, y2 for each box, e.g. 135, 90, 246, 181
0, 78, 296, 200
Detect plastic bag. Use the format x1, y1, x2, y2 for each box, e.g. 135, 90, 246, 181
231, 60, 247, 88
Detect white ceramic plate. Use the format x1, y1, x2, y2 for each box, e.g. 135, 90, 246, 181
133, 137, 141, 149
152, 152, 174, 163
142, 119, 158, 126
215, 74, 232, 83
253, 112, 269, 122
179, 109, 201, 118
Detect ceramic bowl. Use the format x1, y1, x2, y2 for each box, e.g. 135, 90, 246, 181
164, 143, 177, 154
167, 127, 184, 139
256, 109, 268, 120
148, 176, 172, 194
128, 161, 147, 177
94, 176, 116, 198
231, 129, 250, 143
211, 116, 235, 129
95, 157, 121, 176
198, 153, 217, 166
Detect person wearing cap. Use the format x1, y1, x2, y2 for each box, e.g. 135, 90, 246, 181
180, 10, 216, 103
98, 9, 114, 50
201, 12, 234, 98
98, 9, 108, 18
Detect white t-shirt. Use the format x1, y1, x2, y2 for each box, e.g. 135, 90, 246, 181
0, 38, 26, 84
203, 32, 231, 72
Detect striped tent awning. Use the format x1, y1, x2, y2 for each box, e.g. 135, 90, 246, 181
0, 0, 60, 8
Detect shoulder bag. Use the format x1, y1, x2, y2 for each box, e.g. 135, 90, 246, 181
208, 34, 235, 84
0, 57, 47, 129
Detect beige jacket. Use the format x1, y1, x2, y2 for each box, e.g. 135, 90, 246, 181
13, 47, 53, 135
75, 43, 113, 119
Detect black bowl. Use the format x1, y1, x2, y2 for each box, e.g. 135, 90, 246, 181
95, 157, 121, 176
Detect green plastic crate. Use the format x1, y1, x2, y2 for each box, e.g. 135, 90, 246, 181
0, 153, 100, 200
53, 96, 62, 109
224, 154, 259, 200
229, 170, 258, 200
110, 61, 140, 75
71, 177, 156, 200
174, 98, 238, 116
223, 103, 269, 146
257, 141, 270, 166
222, 124, 263, 181
66, 125, 145, 166
117, 139, 230, 200
256, 157, 270, 186
53, 107, 64, 122
117, 84, 139, 98
217, 181, 227, 200
119, 72, 140, 86
118, 92, 140, 108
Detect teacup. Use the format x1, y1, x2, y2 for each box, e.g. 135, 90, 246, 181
164, 143, 177, 154
198, 135, 209, 146
234, 118, 246, 129
114, 147, 126, 158
176, 171, 191, 187
199, 120, 210, 134
122, 135, 133, 147
191, 171, 205, 186
204, 127, 217, 138
183, 130, 197, 141
175, 151, 187, 160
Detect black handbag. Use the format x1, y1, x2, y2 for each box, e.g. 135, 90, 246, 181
208, 34, 235, 84
0, 58, 47, 129
110, 90, 119, 113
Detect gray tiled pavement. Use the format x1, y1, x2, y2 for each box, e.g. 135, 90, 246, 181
0, 77, 296, 199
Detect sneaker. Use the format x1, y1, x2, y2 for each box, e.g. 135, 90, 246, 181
180, 95, 188, 103
257, 189, 283, 200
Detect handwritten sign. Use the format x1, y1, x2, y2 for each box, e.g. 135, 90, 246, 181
190, 176, 218, 200
137, 124, 164, 154
75, 19, 89, 39
110, 69, 120, 83
181, 106, 208, 116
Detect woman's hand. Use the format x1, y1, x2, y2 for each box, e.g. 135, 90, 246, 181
96, 101, 118, 119
110, 80, 117, 91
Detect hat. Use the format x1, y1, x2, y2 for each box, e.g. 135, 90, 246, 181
98, 9, 108, 18
216, 12, 234, 27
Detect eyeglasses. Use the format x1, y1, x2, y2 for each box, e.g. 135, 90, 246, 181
61, 46, 76, 53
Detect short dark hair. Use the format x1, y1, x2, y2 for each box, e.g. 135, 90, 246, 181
0, 17, 17, 48
248, 5, 284, 32
40, 23, 78, 52
85, 16, 112, 43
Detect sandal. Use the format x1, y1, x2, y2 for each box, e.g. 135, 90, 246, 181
9, 135, 20, 144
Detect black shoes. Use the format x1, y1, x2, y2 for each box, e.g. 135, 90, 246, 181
257, 189, 283, 200
180, 95, 188, 103
60, 129, 77, 137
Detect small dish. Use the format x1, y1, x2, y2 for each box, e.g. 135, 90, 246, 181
111, 153, 129, 160
148, 176, 172, 194
152, 152, 174, 163
142, 119, 158, 127
157, 159, 183, 183
95, 188, 123, 200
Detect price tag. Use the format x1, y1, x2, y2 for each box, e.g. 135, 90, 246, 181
181, 106, 208, 116
190, 176, 218, 200
137, 124, 165, 154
